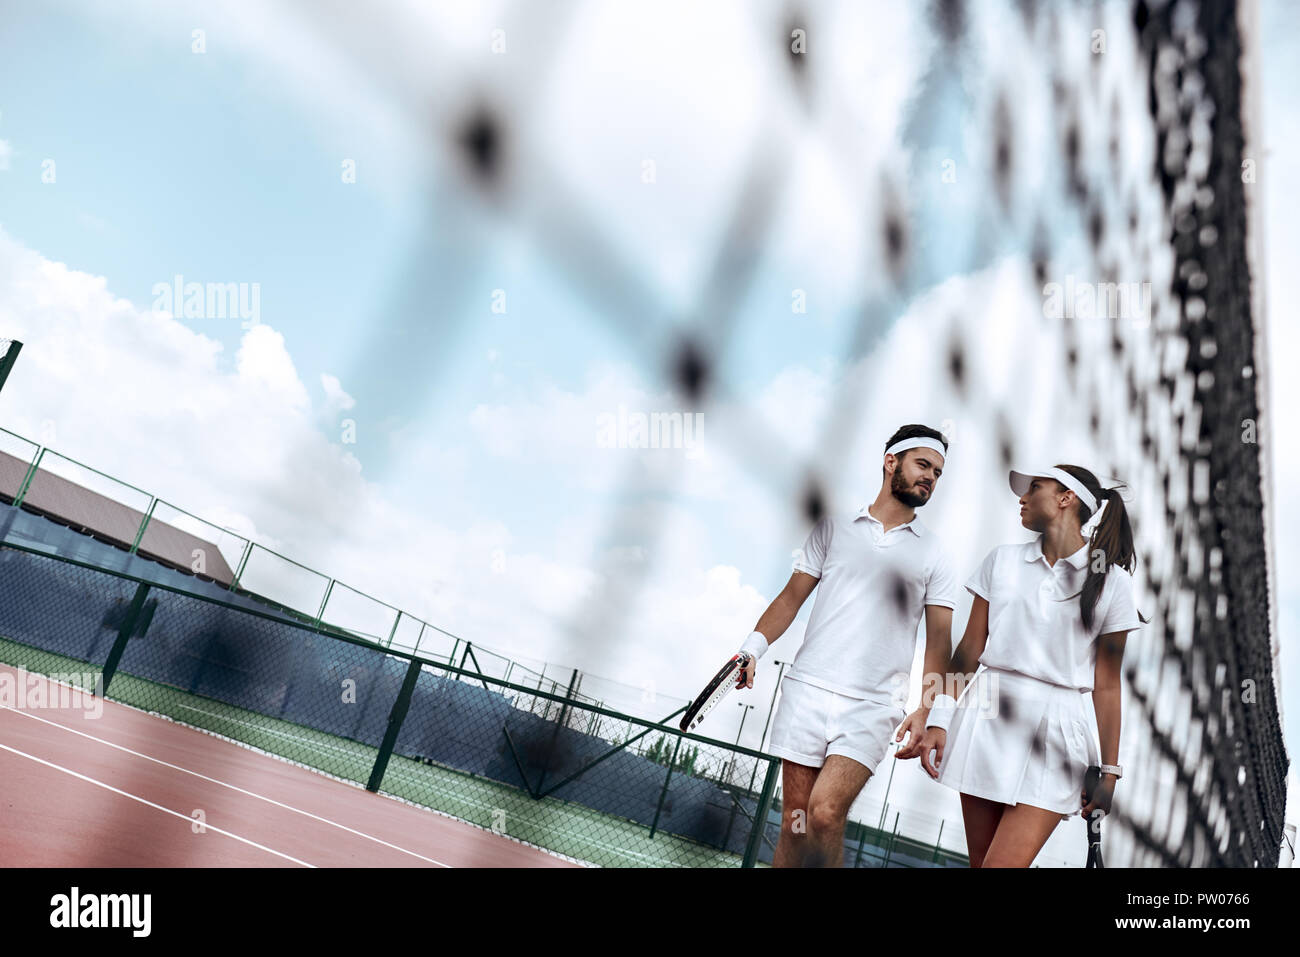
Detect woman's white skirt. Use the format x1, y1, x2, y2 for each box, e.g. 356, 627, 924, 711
936, 664, 1101, 818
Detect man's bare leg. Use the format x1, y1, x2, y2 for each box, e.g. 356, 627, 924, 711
804, 754, 872, 867
772, 759, 819, 868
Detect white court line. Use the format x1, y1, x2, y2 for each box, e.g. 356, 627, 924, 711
0, 665, 590, 868
0, 740, 314, 867
0, 704, 452, 868
174, 703, 357, 756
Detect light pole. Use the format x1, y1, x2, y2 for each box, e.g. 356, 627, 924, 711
728, 702, 753, 787
757, 660, 787, 753
877, 739, 900, 831
720, 701, 755, 851
747, 659, 786, 794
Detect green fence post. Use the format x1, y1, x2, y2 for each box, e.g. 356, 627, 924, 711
536, 668, 580, 794
854, 821, 868, 867
883, 812, 901, 867
366, 656, 424, 792
741, 758, 780, 868
312, 579, 335, 628
649, 733, 684, 839
385, 610, 402, 648
228, 539, 253, 591
12, 447, 44, 508
129, 498, 158, 555
546, 678, 560, 722
722, 792, 740, 851
932, 819, 945, 864
556, 668, 579, 730
98, 583, 152, 695
0, 339, 22, 394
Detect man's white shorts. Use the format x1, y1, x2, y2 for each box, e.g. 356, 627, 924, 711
767, 676, 904, 774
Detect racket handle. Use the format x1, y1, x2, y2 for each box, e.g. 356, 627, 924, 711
735, 652, 752, 688
1083, 764, 1100, 796
1083, 764, 1105, 869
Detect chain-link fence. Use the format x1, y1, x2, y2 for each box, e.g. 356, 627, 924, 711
0, 422, 690, 732
1, 0, 1288, 868
0, 536, 784, 867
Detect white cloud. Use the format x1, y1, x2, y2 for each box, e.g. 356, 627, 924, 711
0, 228, 771, 721
319, 371, 356, 411
0, 139, 12, 171
235, 325, 311, 411
9, 0, 1291, 862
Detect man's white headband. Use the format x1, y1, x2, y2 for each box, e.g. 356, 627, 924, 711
885, 437, 947, 463
1009, 466, 1098, 513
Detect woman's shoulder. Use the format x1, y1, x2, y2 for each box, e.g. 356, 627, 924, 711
1102, 564, 1138, 593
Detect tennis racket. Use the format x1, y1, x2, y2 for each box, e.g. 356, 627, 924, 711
679, 652, 752, 733
1082, 764, 1105, 868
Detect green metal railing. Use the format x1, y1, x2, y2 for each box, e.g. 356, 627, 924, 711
0, 425, 632, 718
0, 425, 971, 867
0, 339, 22, 394
0, 538, 782, 867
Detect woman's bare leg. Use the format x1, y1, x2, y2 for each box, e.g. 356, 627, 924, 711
980, 802, 1064, 867
959, 792, 1006, 868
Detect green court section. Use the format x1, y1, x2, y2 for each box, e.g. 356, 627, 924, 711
0, 636, 758, 868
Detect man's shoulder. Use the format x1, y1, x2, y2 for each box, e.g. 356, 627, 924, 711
909, 516, 947, 551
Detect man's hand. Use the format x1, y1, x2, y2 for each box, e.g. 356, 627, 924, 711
896, 717, 945, 779
894, 709, 928, 759
736, 653, 755, 690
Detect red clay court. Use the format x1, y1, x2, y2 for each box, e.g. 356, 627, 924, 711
0, 664, 581, 868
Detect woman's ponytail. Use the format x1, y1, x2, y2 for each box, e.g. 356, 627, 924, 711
1058, 466, 1151, 631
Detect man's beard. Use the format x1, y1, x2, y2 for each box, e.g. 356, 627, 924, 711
890, 470, 929, 508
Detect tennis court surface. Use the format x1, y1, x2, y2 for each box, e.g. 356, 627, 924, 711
0, 664, 580, 867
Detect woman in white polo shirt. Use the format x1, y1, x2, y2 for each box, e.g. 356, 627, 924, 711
919, 463, 1147, 867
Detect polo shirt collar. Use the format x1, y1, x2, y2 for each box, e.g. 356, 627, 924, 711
856, 505, 924, 537
1025, 534, 1088, 569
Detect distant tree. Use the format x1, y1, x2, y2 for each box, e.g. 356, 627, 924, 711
642, 737, 700, 776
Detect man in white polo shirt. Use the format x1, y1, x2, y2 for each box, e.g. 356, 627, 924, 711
735, 424, 959, 867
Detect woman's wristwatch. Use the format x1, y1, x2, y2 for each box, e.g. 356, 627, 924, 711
1099, 764, 1123, 779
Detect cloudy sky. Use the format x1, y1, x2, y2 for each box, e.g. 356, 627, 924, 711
1, 0, 1294, 865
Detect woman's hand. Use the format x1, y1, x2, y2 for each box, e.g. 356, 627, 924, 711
1080, 773, 1116, 823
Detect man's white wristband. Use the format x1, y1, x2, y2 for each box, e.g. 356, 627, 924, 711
740, 631, 769, 661
926, 694, 957, 733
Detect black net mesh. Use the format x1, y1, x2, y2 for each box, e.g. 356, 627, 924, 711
0, 0, 1288, 868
